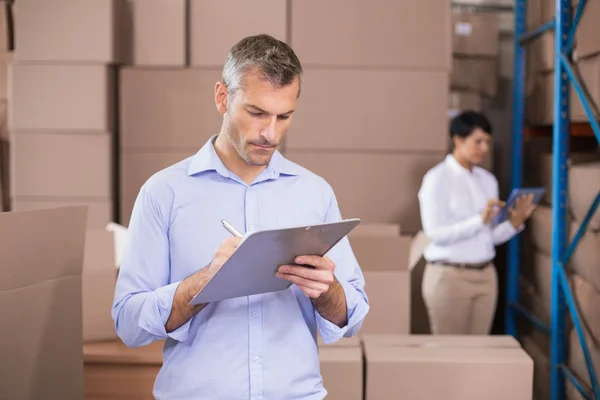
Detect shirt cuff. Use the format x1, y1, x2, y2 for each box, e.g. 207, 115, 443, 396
137, 281, 192, 343
316, 279, 370, 344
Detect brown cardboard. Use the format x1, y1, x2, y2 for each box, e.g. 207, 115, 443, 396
349, 235, 411, 334
567, 328, 600, 393
408, 231, 431, 334
528, 31, 555, 73
570, 222, 600, 292
120, 68, 222, 150
319, 346, 362, 400
361, 334, 520, 348
573, 274, 600, 344
83, 339, 164, 399
317, 335, 361, 348
291, 0, 452, 70
283, 151, 445, 233
11, 131, 113, 198
83, 230, 118, 342
572, 55, 600, 121
0, 139, 5, 211
189, 0, 287, 67
0, 206, 88, 399
0, 52, 12, 99
120, 151, 195, 224
363, 339, 534, 400
451, 57, 498, 97
14, 0, 125, 63
286, 69, 448, 152
569, 161, 600, 231
0, 99, 6, 141
529, 205, 554, 255
521, 335, 551, 400
518, 276, 551, 352
448, 90, 482, 113
575, 0, 600, 61
0, 2, 10, 51
350, 223, 400, 237
452, 12, 500, 57
9, 64, 116, 131
11, 198, 114, 229
129, 0, 186, 66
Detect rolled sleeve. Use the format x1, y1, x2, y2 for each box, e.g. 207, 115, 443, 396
316, 278, 370, 344
138, 281, 193, 343
492, 220, 524, 245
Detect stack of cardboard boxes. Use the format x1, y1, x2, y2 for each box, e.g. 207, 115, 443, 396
3, 0, 538, 398
521, 136, 600, 398
8, 0, 121, 348
449, 9, 500, 116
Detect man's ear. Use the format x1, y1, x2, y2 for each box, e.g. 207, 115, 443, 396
215, 81, 229, 115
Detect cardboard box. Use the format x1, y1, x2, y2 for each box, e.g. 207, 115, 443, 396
349, 234, 411, 334
11, 199, 114, 229
189, 0, 287, 67
569, 160, 600, 231
362, 334, 520, 348
14, 0, 125, 63
291, 0, 451, 70
451, 57, 498, 97
528, 31, 555, 73
0, 206, 87, 399
83, 339, 164, 399
83, 229, 118, 342
319, 346, 363, 400
129, 0, 186, 66
11, 132, 113, 198
573, 274, 600, 343
528, 205, 554, 255
408, 231, 431, 334
448, 90, 482, 114
567, 328, 600, 394
452, 12, 500, 57
0, 52, 12, 99
283, 151, 445, 234
572, 55, 600, 121
120, 151, 195, 224
0, 2, 10, 51
286, 69, 448, 152
576, 0, 600, 61
351, 223, 401, 237
570, 222, 600, 292
521, 335, 551, 400
317, 335, 361, 348
363, 336, 534, 400
120, 68, 221, 150
10, 64, 116, 131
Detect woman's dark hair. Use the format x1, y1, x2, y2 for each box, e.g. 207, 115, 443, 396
449, 110, 493, 139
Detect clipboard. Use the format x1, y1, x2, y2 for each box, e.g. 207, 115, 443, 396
189, 218, 361, 305
492, 187, 546, 225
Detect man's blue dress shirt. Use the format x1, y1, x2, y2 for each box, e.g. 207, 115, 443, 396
112, 135, 370, 399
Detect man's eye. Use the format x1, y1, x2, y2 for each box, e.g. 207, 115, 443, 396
278, 115, 290, 120
248, 111, 263, 117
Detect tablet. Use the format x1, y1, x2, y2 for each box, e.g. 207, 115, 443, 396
189, 218, 361, 305
492, 187, 546, 225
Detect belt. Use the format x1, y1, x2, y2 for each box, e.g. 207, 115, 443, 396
429, 260, 491, 270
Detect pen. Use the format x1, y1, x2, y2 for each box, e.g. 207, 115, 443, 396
221, 219, 243, 238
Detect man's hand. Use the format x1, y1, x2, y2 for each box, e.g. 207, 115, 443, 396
165, 237, 242, 333
276, 255, 336, 299
508, 194, 537, 229
481, 198, 505, 224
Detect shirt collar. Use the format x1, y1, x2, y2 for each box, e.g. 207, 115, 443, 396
187, 134, 303, 179
445, 153, 473, 175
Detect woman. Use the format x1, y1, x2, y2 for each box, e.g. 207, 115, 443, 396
417, 111, 536, 335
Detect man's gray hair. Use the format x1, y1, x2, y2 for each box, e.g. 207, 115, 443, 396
222, 34, 303, 98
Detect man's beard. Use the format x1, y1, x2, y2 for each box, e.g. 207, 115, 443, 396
225, 121, 276, 167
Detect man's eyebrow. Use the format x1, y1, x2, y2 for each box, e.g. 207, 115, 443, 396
246, 104, 295, 115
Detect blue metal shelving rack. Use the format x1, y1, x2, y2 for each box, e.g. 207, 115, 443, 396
507, 0, 600, 399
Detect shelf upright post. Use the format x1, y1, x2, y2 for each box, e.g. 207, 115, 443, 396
550, 0, 571, 398
506, 0, 528, 338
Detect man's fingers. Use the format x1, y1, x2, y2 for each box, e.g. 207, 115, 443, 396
277, 265, 333, 284
276, 271, 329, 292
294, 255, 335, 270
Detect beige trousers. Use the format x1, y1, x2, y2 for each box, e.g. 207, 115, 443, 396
421, 262, 498, 334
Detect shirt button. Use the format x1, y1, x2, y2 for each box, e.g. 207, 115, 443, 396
253, 312, 259, 317
248, 225, 256, 231
253, 356, 260, 363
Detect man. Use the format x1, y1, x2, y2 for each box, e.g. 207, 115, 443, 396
417, 111, 536, 335
112, 34, 370, 399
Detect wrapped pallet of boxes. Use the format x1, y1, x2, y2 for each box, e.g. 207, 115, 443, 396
347, 224, 411, 334
363, 334, 534, 400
